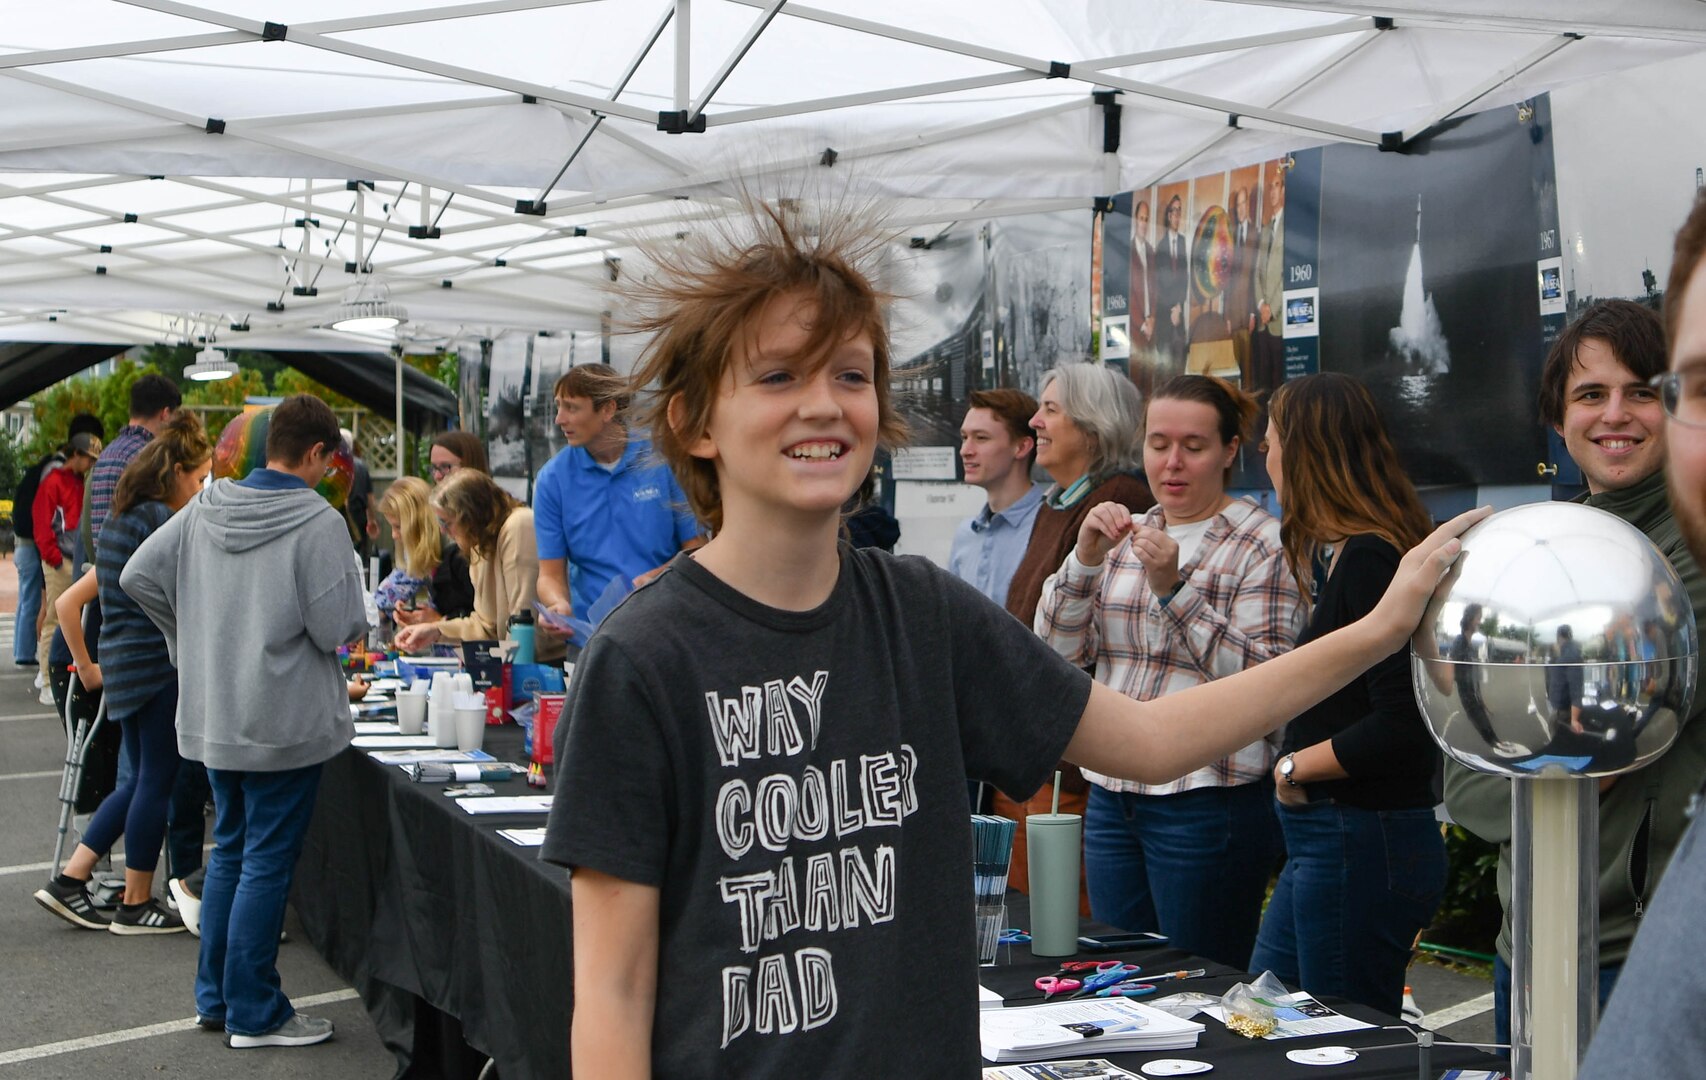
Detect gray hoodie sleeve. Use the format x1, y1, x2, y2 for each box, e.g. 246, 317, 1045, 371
120, 509, 186, 666
301, 515, 371, 653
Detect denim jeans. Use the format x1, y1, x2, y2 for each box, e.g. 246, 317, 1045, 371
1493, 953, 1620, 1048
12, 539, 41, 663
196, 764, 323, 1035
1251, 800, 1447, 1016
1084, 781, 1281, 970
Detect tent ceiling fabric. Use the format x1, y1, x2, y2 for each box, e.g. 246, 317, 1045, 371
0, 1, 1703, 346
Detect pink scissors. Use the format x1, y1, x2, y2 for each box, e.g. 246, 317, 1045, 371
1034, 975, 1082, 999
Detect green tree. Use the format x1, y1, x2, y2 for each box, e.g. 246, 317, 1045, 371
0, 429, 25, 503
24, 374, 105, 460
274, 368, 358, 409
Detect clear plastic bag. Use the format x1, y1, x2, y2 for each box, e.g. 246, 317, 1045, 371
1146, 991, 1221, 1020
1221, 970, 1288, 1038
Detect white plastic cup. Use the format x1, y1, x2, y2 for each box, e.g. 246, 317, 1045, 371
454, 705, 486, 752
395, 691, 427, 735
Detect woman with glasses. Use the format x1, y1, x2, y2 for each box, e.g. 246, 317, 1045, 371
428, 431, 489, 486
1249, 372, 1442, 1016
375, 476, 475, 635
395, 468, 562, 661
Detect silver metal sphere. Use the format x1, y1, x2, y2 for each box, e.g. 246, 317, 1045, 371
1413, 502, 1697, 778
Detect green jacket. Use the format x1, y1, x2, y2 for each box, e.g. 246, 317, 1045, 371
1443, 470, 1706, 966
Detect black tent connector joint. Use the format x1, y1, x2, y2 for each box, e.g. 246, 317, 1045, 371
292, 286, 318, 297
1227, 113, 1241, 129
346, 180, 374, 191
123, 213, 138, 223
820, 147, 838, 167
494, 258, 507, 267
515, 199, 547, 215
572, 226, 587, 237
1379, 131, 1406, 152
408, 226, 442, 239
266, 301, 285, 312
99, 244, 112, 253
441, 279, 453, 289
1048, 61, 1071, 78
1092, 196, 1115, 213
295, 217, 319, 228
205, 118, 225, 134
229, 322, 249, 332
261, 22, 287, 41
656, 110, 707, 134
522, 94, 538, 104
94, 266, 107, 275
1374, 16, 1395, 30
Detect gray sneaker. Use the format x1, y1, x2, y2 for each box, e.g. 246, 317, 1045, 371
226, 1012, 335, 1049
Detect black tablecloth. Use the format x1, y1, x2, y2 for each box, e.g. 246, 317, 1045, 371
984, 897, 1501, 1079
295, 727, 1500, 1080
294, 725, 572, 1080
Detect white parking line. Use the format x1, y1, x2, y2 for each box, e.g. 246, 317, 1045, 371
0, 988, 362, 1066
1421, 991, 1497, 1031
0, 712, 59, 723
0, 770, 60, 781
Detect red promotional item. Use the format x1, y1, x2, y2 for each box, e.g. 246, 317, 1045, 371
484, 686, 506, 726
532, 692, 566, 766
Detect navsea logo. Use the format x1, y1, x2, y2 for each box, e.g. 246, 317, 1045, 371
632, 484, 662, 502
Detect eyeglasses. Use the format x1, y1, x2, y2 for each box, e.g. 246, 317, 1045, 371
430, 462, 457, 478
1651, 371, 1706, 428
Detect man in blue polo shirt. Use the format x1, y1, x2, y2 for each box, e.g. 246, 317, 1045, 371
534, 363, 703, 623
948, 388, 1044, 608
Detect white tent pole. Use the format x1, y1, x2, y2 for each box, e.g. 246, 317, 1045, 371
575, 116, 696, 176
711, 70, 1044, 127
299, 0, 599, 36
1076, 17, 1377, 71
721, 0, 1053, 74
1131, 25, 1385, 188
674, 0, 691, 112
1399, 33, 1578, 142
687, 0, 788, 122
174, 176, 509, 234
396, 353, 405, 480
1206, 1, 1706, 43
0, 123, 191, 155
0, 31, 249, 69
530, 1, 676, 206
1091, 69, 1384, 146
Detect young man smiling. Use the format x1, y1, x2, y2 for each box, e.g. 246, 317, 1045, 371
1445, 299, 1706, 1048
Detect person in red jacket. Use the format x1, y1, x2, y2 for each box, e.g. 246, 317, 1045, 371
34, 431, 101, 667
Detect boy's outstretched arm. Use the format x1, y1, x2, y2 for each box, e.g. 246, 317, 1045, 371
571, 868, 659, 1079
1065, 507, 1487, 785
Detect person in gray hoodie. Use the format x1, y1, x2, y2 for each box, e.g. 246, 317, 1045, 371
122, 394, 369, 1051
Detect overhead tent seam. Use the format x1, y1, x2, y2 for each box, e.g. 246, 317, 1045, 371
0, 1, 1703, 349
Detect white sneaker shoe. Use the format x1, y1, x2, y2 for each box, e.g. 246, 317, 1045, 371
226, 1012, 335, 1049
168, 877, 202, 938
39, 681, 55, 706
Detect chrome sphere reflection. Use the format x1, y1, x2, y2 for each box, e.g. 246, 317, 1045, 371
1413, 502, 1697, 778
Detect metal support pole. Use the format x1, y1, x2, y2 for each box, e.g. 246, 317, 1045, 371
674, 0, 690, 112
1510, 776, 1599, 1080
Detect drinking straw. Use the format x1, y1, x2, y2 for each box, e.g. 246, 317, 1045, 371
1050, 770, 1062, 816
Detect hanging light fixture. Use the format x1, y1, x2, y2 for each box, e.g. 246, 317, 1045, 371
331, 277, 408, 333
183, 346, 237, 382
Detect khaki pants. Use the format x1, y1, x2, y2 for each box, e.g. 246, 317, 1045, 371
39, 559, 72, 664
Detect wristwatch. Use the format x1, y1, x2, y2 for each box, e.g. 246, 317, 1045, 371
1278, 753, 1299, 787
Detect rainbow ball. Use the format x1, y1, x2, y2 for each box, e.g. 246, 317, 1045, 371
214, 407, 356, 509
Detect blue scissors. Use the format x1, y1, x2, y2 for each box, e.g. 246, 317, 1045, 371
998, 928, 1031, 945
1069, 961, 1144, 998
1095, 981, 1159, 999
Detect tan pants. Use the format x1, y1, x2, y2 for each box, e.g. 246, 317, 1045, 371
39, 559, 72, 665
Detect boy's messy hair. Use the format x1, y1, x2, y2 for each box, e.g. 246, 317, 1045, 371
625, 195, 909, 532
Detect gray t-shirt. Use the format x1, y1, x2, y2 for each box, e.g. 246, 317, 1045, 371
543, 546, 1091, 1078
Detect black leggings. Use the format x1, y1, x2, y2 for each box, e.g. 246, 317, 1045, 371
79, 684, 181, 874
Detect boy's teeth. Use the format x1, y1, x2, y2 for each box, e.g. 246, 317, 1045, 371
790, 444, 841, 459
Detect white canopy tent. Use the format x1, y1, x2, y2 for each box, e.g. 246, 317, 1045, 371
1, 0, 1704, 356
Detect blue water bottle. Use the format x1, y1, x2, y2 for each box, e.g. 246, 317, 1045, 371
509, 609, 536, 665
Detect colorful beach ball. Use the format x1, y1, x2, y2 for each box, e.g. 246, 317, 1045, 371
213, 407, 355, 509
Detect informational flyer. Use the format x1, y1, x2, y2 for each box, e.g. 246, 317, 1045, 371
983, 1060, 1142, 1079
1202, 991, 1375, 1040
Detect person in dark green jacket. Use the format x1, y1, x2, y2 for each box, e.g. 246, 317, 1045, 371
1443, 299, 1706, 1047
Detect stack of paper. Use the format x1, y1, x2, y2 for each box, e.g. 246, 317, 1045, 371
980, 999, 1204, 1063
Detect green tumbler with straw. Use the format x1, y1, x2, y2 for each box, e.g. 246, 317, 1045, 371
1026, 771, 1082, 958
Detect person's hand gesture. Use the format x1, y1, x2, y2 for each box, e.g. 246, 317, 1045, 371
1373, 507, 1493, 653
1127, 524, 1183, 597
1075, 502, 1135, 568
393, 603, 438, 628
395, 622, 443, 655
75, 662, 102, 692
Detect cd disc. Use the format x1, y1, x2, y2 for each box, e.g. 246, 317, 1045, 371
1285, 1046, 1359, 1066
1140, 1060, 1214, 1076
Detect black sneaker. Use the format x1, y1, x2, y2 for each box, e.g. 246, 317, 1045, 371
33, 876, 109, 930
196, 1015, 225, 1032
109, 898, 187, 935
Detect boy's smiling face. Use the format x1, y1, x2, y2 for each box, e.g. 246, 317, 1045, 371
690, 289, 878, 529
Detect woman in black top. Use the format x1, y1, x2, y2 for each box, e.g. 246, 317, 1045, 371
1249, 373, 1444, 1015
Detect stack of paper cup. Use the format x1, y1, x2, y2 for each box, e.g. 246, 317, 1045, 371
395, 690, 427, 735
453, 692, 486, 752
429, 672, 457, 748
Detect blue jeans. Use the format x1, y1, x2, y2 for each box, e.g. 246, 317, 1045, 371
1085, 781, 1281, 970
1493, 954, 1620, 1048
1251, 800, 1447, 1016
196, 764, 323, 1035
12, 539, 41, 663
79, 684, 180, 873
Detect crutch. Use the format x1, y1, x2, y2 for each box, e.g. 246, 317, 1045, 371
49, 670, 108, 878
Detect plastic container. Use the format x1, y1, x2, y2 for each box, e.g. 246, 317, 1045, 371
509, 609, 536, 666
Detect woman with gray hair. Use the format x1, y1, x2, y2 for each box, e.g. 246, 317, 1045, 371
995, 361, 1153, 896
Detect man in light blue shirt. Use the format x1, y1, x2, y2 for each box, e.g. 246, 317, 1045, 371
534, 364, 704, 621
947, 388, 1044, 608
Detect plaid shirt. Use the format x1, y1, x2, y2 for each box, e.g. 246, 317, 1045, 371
1035, 497, 1306, 795
87, 424, 153, 546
